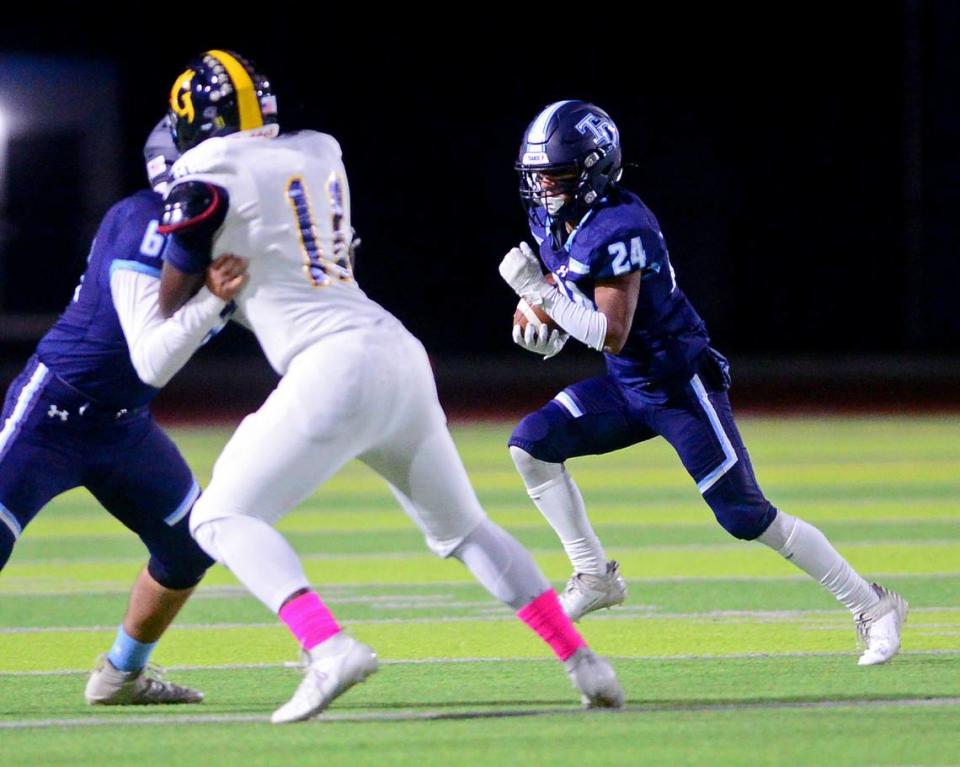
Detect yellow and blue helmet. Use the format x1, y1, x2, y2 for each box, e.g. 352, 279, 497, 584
168, 49, 278, 153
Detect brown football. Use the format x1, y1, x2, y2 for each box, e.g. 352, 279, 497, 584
513, 299, 558, 333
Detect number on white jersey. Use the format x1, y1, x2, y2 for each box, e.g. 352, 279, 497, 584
286, 175, 353, 287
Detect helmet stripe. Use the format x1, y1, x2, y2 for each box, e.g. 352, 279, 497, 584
208, 49, 263, 131
528, 100, 575, 144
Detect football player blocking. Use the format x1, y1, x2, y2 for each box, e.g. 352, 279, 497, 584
499, 100, 908, 665
158, 50, 623, 723
0, 120, 246, 705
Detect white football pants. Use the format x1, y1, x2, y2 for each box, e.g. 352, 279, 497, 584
190, 321, 487, 559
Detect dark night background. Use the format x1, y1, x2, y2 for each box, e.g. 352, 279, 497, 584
0, 5, 957, 413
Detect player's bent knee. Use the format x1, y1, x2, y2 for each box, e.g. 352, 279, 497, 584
191, 519, 222, 562
147, 548, 212, 591
508, 405, 571, 465
423, 516, 486, 560
702, 470, 778, 541
0, 524, 16, 570
188, 491, 236, 536
706, 498, 777, 541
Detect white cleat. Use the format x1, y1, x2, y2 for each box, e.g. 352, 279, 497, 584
559, 561, 627, 622
271, 633, 379, 724
84, 655, 204, 705
856, 583, 909, 666
564, 647, 625, 709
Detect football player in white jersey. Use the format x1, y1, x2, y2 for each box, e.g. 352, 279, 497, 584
155, 50, 624, 723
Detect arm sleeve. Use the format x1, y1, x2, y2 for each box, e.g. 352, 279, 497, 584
540, 286, 608, 351
110, 268, 227, 388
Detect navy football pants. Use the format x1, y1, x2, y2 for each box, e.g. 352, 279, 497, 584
508, 371, 777, 540
0, 357, 212, 587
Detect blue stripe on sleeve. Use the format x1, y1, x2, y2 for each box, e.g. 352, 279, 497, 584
110, 260, 162, 279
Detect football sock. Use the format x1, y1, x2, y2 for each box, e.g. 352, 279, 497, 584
509, 447, 607, 575
517, 589, 587, 662
451, 517, 549, 610
192, 516, 310, 614
278, 591, 341, 651
758, 510, 880, 614
106, 626, 157, 673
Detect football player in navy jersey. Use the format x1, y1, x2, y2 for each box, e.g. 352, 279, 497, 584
499, 100, 907, 665
0, 119, 247, 704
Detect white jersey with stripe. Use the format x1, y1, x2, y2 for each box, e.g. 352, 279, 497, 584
170, 130, 393, 375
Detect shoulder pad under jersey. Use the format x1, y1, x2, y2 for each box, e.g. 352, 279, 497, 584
158, 181, 229, 235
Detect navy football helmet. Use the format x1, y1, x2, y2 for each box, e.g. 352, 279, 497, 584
516, 100, 623, 238
168, 49, 278, 153
143, 116, 179, 194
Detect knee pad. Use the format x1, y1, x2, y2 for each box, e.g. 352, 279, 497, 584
508, 404, 573, 464
704, 480, 777, 540
146, 542, 213, 590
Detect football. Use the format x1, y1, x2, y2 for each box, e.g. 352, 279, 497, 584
513, 299, 558, 334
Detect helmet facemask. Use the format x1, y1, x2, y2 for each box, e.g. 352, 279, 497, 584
143, 116, 179, 195
517, 145, 621, 247
518, 165, 580, 218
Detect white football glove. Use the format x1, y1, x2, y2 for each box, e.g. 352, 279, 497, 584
499, 241, 551, 304
512, 318, 569, 359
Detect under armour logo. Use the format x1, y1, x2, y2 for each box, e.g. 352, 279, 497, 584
47, 405, 69, 422
556, 265, 569, 278
575, 114, 618, 146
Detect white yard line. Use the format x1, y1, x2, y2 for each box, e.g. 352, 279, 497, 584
2, 606, 957, 635
3, 649, 960, 678
12, 538, 960, 567
3, 571, 960, 598
1, 696, 959, 730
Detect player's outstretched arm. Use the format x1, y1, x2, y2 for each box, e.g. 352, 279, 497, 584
111, 255, 247, 388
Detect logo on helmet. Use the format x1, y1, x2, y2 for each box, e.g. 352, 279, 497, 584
170, 70, 196, 124
575, 114, 617, 146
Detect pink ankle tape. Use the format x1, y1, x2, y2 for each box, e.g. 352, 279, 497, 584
278, 591, 341, 651
517, 589, 586, 662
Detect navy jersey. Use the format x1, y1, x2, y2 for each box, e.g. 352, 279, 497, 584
531, 187, 709, 389
35, 190, 168, 408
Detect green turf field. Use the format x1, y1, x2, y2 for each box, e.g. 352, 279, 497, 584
1, 416, 958, 766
